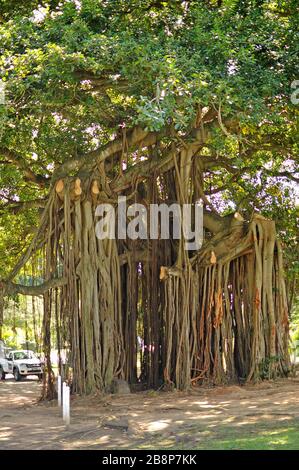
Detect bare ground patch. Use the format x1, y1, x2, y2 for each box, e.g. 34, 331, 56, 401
1, 376, 299, 449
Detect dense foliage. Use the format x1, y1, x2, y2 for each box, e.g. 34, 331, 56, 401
0, 0, 298, 278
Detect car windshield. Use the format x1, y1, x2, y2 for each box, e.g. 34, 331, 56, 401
13, 351, 37, 360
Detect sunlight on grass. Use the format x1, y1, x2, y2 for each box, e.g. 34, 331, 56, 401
137, 423, 299, 450
196, 426, 299, 450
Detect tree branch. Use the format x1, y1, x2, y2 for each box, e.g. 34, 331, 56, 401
0, 198, 47, 214
51, 126, 161, 182
0, 277, 67, 297
0, 147, 49, 188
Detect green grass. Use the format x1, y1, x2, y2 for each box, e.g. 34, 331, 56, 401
137, 421, 299, 450
196, 425, 299, 450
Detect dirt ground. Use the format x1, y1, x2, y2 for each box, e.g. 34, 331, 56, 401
1, 375, 299, 450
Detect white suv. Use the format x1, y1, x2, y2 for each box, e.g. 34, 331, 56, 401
0, 350, 43, 381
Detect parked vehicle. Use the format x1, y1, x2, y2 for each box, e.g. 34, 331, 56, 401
0, 340, 10, 380
0, 348, 43, 381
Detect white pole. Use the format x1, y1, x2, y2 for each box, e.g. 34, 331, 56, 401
57, 375, 62, 407
65, 385, 70, 427
295, 341, 299, 364
62, 382, 70, 426
62, 382, 67, 420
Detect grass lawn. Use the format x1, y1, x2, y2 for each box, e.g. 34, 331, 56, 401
138, 421, 299, 450
196, 424, 299, 450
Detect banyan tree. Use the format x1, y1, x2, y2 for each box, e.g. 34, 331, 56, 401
0, 1, 297, 398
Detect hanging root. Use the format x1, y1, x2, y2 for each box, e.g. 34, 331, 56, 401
2, 153, 290, 396
162, 215, 290, 389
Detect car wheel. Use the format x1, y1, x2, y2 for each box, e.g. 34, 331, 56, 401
0, 366, 5, 380
14, 368, 22, 381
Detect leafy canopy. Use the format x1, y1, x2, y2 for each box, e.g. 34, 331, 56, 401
0, 0, 298, 278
